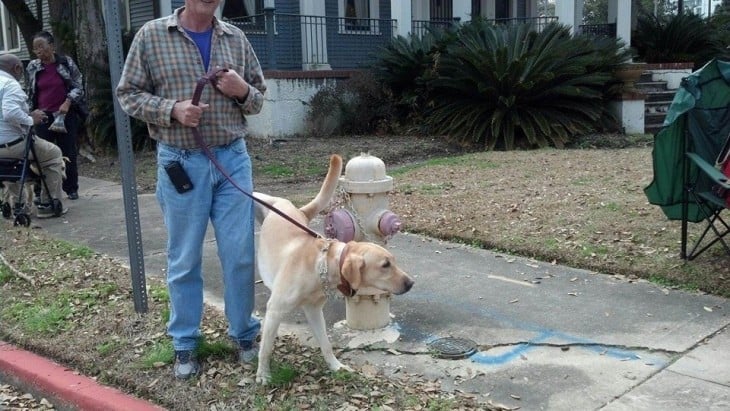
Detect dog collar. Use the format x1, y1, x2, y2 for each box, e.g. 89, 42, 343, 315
337, 243, 356, 298
317, 242, 356, 299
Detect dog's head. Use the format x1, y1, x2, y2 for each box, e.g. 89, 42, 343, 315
30, 156, 68, 180
340, 241, 414, 295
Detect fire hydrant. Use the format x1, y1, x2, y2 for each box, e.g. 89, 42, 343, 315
324, 153, 402, 330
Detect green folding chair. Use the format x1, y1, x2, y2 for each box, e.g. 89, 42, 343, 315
682, 136, 730, 260
645, 59, 730, 260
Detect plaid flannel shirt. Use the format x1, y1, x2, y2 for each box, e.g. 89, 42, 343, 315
116, 7, 266, 149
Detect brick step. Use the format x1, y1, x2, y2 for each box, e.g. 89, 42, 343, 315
645, 112, 667, 124
646, 122, 664, 135
642, 91, 676, 103
635, 81, 670, 93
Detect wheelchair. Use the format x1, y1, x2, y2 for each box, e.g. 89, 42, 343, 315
0, 132, 64, 226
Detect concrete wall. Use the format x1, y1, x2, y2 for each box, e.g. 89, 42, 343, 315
247, 71, 353, 138
610, 98, 645, 135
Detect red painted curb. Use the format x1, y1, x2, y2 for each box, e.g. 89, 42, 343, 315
0, 341, 165, 411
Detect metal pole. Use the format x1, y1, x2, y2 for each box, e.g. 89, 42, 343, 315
102, 0, 148, 313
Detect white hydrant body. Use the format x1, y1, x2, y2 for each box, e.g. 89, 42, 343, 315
324, 153, 402, 330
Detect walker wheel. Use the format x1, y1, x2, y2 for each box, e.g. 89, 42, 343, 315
1, 202, 10, 219
14, 213, 30, 227
51, 199, 63, 217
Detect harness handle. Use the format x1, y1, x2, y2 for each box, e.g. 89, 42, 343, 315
190, 69, 322, 238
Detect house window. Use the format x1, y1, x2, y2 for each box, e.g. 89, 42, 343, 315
223, 0, 265, 32
430, 0, 453, 20
0, 5, 20, 52
341, 0, 379, 33
223, 0, 264, 19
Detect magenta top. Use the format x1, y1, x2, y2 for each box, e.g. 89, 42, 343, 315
35, 62, 67, 112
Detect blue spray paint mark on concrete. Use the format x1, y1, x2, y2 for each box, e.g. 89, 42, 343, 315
394, 290, 668, 368
471, 343, 533, 365
468, 330, 657, 366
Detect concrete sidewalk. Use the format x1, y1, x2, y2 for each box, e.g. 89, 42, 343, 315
8, 176, 730, 410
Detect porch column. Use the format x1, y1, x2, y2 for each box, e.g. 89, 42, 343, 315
453, 0, 471, 22
555, 0, 581, 34
391, 0, 412, 37
159, 0, 172, 16
299, 0, 331, 70
609, 0, 632, 54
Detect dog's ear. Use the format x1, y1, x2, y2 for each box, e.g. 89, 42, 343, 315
341, 254, 364, 290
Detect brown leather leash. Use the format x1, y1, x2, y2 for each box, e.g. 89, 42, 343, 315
190, 69, 321, 239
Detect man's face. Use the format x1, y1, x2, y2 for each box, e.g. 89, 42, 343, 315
185, 0, 221, 15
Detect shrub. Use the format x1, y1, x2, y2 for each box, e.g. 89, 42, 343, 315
86, 63, 150, 152
305, 70, 395, 136
372, 29, 454, 122
709, 9, 730, 60
424, 21, 628, 149
632, 12, 725, 68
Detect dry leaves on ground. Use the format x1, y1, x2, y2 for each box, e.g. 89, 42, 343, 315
0, 229, 502, 410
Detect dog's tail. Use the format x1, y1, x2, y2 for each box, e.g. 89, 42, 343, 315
300, 154, 343, 220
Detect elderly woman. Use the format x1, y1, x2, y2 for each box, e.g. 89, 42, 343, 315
26, 30, 86, 201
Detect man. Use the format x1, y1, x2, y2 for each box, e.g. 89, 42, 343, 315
116, 0, 265, 379
0, 53, 66, 218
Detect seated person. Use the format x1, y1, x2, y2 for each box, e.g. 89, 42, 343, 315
0, 53, 66, 218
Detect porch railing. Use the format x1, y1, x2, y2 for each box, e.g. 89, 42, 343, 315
578, 23, 617, 38
491, 16, 558, 32
412, 16, 558, 37
412, 18, 461, 37
226, 12, 561, 70
227, 11, 397, 70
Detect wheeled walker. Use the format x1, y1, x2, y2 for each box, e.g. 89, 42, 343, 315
0, 132, 64, 226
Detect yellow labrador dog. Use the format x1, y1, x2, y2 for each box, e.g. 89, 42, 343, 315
253, 154, 414, 385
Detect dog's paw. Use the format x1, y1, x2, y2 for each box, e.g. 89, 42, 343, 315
255, 373, 271, 385
329, 361, 353, 373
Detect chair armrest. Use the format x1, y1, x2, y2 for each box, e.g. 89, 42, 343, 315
687, 152, 730, 190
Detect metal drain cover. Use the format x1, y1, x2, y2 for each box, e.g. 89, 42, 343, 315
428, 337, 478, 359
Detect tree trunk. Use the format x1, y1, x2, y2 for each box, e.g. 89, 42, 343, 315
72, 0, 108, 148
72, 0, 108, 77
47, 0, 74, 56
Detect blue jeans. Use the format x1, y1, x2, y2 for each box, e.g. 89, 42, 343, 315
156, 138, 260, 351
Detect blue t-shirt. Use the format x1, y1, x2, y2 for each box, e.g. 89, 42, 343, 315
184, 27, 213, 71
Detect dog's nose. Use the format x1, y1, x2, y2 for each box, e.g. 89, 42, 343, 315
396, 278, 414, 294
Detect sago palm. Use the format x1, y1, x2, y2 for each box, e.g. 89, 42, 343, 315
425, 21, 627, 149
